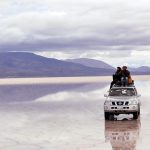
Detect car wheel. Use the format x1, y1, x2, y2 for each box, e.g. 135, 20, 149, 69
138, 106, 140, 115
133, 112, 138, 119
138, 109, 140, 115
104, 112, 110, 120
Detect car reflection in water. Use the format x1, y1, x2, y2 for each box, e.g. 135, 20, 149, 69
105, 119, 141, 150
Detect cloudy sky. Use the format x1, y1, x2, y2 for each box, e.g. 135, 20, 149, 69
1, 0, 150, 67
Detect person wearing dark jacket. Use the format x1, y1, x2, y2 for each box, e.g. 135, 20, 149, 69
110, 67, 122, 89
121, 66, 130, 86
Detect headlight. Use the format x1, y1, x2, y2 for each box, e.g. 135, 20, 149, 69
130, 100, 138, 105
104, 101, 111, 105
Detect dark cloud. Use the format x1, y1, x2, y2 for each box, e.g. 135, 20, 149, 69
0, 0, 150, 53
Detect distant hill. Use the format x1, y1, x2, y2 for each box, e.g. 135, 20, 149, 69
66, 58, 115, 70
0, 52, 114, 77
130, 66, 150, 75
0, 52, 149, 77
66, 58, 150, 75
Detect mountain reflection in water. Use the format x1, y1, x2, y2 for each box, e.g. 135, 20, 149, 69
1, 79, 150, 149
0, 82, 108, 103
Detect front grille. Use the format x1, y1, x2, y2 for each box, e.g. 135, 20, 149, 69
117, 101, 124, 105
125, 101, 129, 105
112, 102, 116, 105
112, 101, 129, 106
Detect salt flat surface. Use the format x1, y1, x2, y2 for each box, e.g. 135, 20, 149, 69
0, 77, 150, 149
0, 75, 149, 85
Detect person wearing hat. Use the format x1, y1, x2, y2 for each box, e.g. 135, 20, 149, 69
121, 66, 130, 86
110, 67, 122, 89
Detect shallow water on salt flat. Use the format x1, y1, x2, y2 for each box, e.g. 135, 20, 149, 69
0, 78, 149, 150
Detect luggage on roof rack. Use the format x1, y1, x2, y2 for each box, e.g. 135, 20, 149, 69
111, 81, 134, 88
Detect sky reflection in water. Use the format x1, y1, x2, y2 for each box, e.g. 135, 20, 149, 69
0, 80, 149, 149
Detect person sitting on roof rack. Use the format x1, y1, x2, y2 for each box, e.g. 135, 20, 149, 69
121, 66, 130, 86
110, 67, 122, 89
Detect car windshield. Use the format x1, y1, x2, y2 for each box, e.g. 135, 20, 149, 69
109, 88, 136, 96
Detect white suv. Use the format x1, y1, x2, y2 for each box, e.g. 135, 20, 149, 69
104, 86, 141, 120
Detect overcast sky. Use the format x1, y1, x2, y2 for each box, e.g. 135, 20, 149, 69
1, 0, 150, 67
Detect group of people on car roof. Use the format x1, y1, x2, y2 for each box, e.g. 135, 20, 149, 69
110, 66, 133, 89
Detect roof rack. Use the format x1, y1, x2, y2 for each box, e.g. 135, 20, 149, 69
112, 83, 135, 88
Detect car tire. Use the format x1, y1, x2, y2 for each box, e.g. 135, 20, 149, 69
138, 105, 140, 115
104, 112, 110, 120
133, 112, 138, 119
138, 109, 140, 115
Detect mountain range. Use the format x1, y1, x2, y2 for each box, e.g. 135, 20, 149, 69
0, 52, 149, 77
66, 58, 114, 70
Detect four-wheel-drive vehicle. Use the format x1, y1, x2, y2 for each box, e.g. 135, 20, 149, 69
104, 85, 141, 120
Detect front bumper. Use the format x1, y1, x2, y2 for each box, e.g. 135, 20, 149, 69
104, 104, 138, 114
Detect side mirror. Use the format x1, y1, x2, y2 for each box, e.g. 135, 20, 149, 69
137, 94, 141, 97
104, 94, 108, 97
